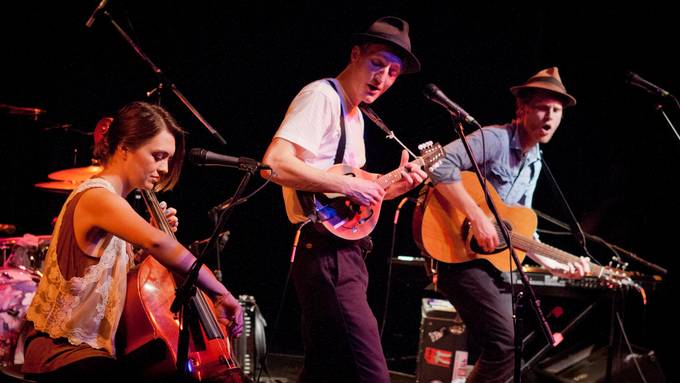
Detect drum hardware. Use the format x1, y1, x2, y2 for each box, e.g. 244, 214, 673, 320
0, 234, 47, 380
0, 266, 39, 370
0, 235, 51, 272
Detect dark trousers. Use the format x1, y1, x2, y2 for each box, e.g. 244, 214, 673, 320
437, 260, 515, 383
292, 227, 389, 383
24, 357, 122, 383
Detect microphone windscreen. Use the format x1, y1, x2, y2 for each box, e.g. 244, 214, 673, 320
423, 83, 439, 99
188, 148, 207, 164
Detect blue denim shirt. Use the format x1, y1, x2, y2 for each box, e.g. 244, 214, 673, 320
430, 123, 542, 208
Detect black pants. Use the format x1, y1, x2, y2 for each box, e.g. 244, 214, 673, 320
24, 356, 123, 383
436, 260, 515, 383
292, 226, 389, 383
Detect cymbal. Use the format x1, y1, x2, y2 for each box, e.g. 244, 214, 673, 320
34, 181, 80, 192
0, 103, 46, 118
0, 223, 16, 235
48, 165, 103, 182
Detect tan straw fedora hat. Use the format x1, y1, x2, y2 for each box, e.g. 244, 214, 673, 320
510, 67, 576, 107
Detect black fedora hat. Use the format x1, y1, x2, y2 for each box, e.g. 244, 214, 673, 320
351, 16, 421, 74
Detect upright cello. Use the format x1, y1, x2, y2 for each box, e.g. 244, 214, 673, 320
117, 189, 243, 382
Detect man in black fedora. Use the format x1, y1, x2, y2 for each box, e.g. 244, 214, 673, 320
262, 16, 427, 382
427, 67, 590, 382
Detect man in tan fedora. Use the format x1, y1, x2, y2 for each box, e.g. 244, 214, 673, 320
261, 16, 427, 382
427, 67, 590, 382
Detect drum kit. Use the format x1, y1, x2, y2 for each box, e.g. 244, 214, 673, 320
0, 236, 49, 380
0, 165, 104, 378
1, 103, 103, 379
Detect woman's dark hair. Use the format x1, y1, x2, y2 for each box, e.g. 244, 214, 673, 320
93, 101, 185, 191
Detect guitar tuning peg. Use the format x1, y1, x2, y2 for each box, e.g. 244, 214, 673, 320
418, 143, 424, 150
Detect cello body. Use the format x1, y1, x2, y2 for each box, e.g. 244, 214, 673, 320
116, 191, 242, 382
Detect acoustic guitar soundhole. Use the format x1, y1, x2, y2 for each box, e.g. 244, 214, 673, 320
464, 218, 513, 255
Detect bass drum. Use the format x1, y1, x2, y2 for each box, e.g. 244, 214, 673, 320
0, 266, 39, 380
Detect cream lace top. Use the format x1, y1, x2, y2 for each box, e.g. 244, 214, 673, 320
26, 178, 133, 355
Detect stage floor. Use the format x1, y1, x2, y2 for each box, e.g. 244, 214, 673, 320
253, 353, 416, 383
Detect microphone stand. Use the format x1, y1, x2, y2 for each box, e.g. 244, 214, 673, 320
539, 154, 593, 260
170, 167, 255, 376
654, 95, 680, 144
93, 8, 246, 377
99, 10, 227, 145
190, 230, 231, 282
449, 118, 557, 383
535, 210, 667, 276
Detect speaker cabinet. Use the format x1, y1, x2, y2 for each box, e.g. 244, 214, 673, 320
416, 298, 469, 383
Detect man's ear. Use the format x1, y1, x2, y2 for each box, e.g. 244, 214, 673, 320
516, 103, 528, 119
350, 45, 361, 63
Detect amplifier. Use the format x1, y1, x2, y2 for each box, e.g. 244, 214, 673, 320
416, 298, 469, 383
235, 295, 267, 378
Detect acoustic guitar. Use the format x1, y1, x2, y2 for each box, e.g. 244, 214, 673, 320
413, 171, 637, 288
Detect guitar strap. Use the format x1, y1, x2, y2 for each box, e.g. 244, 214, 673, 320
327, 79, 347, 164
296, 79, 347, 221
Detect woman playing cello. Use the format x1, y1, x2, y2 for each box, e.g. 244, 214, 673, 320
22, 101, 243, 382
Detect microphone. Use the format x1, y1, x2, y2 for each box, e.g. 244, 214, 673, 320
189, 148, 264, 171
85, 0, 109, 28
626, 71, 672, 98
423, 83, 477, 125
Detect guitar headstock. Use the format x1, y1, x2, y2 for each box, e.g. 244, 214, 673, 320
601, 266, 635, 288
600, 264, 646, 303
417, 141, 445, 172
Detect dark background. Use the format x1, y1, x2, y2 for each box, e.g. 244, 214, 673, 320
1, 1, 676, 380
